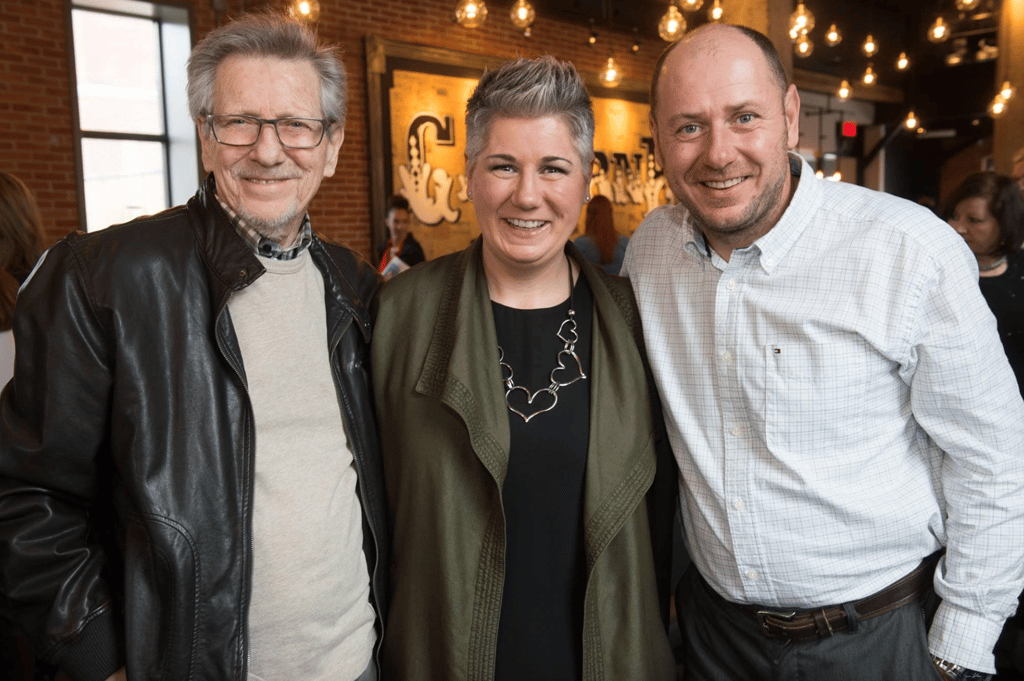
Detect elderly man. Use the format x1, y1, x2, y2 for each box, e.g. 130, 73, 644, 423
0, 14, 385, 681
623, 23, 1024, 681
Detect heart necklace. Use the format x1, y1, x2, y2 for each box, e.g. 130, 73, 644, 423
497, 254, 587, 423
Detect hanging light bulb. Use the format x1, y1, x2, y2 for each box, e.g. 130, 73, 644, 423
794, 34, 814, 58
288, 0, 320, 22
896, 52, 910, 70
1000, 80, 1016, 100
862, 64, 876, 86
680, 0, 703, 11
989, 95, 1007, 117
815, 169, 825, 179
588, 19, 598, 45
955, 0, 981, 11
862, 34, 878, 57
707, 0, 724, 23
837, 79, 852, 101
789, 26, 801, 42
600, 55, 622, 88
455, 0, 488, 27
830, 171, 842, 182
928, 16, 950, 43
789, 3, 815, 37
825, 23, 842, 47
658, 5, 686, 42
509, 0, 535, 30
904, 111, 918, 130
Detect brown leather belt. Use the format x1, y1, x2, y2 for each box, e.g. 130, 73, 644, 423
735, 554, 939, 643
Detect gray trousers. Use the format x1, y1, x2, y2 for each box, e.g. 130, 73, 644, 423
677, 565, 944, 681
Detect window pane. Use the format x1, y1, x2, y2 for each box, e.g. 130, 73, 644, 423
82, 138, 168, 231
73, 9, 164, 134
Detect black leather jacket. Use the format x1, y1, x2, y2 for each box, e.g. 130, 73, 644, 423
0, 176, 387, 681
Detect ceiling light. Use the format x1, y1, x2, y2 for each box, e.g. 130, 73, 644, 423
455, 0, 488, 27
600, 55, 622, 88
288, 0, 320, 22
707, 0, 724, 22
896, 52, 910, 70
862, 64, 876, 86
825, 23, 842, 47
837, 79, 852, 101
510, 0, 535, 30
658, 5, 686, 42
795, 34, 814, 58
928, 16, 950, 43
861, 34, 877, 58
789, 3, 815, 37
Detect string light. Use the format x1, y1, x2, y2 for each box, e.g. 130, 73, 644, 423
795, 34, 814, 58
658, 4, 686, 42
680, 0, 703, 11
707, 0, 724, 23
600, 55, 622, 88
837, 79, 852, 101
1000, 81, 1016, 101
862, 64, 876, 86
928, 16, 950, 43
454, 0, 488, 27
825, 23, 842, 47
509, 0, 535, 32
896, 52, 910, 70
861, 34, 877, 58
989, 95, 1007, 117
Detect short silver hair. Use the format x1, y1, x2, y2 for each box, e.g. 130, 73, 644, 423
187, 13, 347, 130
465, 56, 594, 171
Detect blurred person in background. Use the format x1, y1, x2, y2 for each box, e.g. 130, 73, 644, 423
574, 194, 629, 275
377, 194, 424, 279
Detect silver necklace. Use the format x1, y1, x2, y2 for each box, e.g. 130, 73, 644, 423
497, 255, 587, 423
979, 255, 1008, 272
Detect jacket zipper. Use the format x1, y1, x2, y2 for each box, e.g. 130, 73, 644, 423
214, 298, 255, 681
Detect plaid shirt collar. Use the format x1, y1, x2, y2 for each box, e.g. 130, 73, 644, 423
217, 198, 313, 261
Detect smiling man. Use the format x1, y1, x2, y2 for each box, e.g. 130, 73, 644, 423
623, 23, 1024, 681
0, 14, 386, 681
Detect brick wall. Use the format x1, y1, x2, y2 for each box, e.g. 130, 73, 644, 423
0, 0, 666, 260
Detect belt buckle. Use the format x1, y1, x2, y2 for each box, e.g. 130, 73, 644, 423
755, 608, 798, 638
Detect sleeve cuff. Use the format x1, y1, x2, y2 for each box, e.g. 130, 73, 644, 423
928, 599, 1005, 674
46, 605, 125, 681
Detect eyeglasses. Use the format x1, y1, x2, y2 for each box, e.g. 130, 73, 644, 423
206, 114, 328, 149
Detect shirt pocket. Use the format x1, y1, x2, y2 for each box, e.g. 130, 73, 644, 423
763, 339, 883, 454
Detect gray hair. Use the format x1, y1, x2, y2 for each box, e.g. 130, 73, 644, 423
187, 13, 347, 130
465, 56, 595, 171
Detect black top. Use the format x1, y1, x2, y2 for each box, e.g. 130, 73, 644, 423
491, 272, 593, 681
979, 253, 1024, 398
377, 233, 425, 270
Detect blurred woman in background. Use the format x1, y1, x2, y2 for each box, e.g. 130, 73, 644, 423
574, 194, 628, 275
1, 170, 45, 386
945, 171, 1024, 397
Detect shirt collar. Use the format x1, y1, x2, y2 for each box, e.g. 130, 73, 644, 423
682, 152, 822, 274
217, 197, 313, 261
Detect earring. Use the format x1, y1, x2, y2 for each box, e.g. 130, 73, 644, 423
584, 194, 591, 202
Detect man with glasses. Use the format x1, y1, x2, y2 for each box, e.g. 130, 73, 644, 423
0, 14, 386, 681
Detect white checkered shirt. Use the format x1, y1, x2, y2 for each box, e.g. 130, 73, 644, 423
623, 154, 1024, 672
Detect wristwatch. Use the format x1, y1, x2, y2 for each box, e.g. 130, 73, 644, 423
931, 656, 994, 681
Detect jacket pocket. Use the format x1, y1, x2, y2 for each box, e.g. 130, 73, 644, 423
123, 515, 198, 681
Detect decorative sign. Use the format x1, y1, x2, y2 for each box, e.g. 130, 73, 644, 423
366, 37, 673, 261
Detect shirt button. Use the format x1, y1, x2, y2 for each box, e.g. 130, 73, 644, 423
746, 569, 759, 580
726, 279, 737, 291
732, 498, 746, 511
720, 351, 733, 365
730, 424, 747, 437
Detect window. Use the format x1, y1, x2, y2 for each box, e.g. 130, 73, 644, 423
70, 0, 197, 231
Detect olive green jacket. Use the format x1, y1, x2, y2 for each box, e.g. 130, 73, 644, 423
372, 239, 677, 681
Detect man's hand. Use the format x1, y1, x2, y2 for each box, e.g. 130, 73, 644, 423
105, 667, 127, 681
